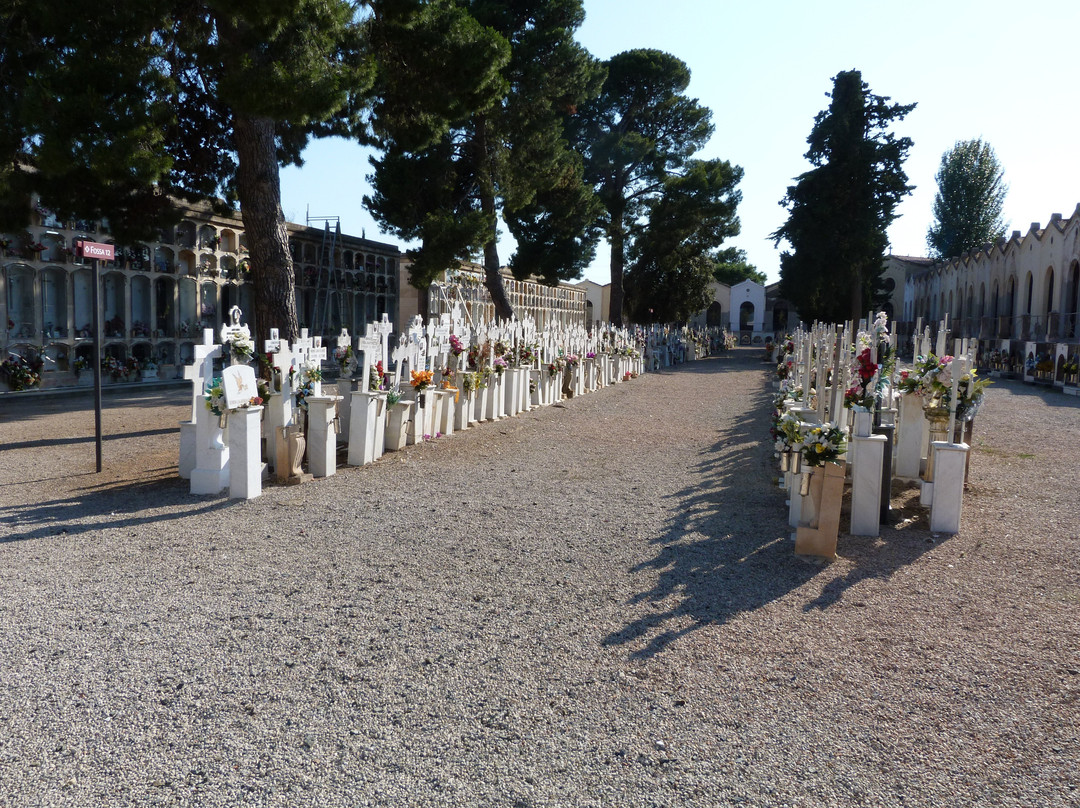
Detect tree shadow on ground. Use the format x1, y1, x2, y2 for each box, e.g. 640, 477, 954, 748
0, 471, 231, 544
603, 381, 949, 661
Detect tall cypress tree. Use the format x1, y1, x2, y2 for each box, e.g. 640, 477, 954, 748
772, 70, 914, 324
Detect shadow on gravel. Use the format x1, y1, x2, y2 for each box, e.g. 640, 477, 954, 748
0, 473, 228, 544
0, 427, 178, 453
602, 364, 824, 660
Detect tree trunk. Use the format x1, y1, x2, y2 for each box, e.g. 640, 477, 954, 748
850, 268, 865, 326
483, 233, 514, 321
233, 114, 298, 343
474, 115, 513, 320
608, 207, 626, 327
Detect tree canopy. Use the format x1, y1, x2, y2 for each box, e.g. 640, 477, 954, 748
771, 70, 914, 324
926, 138, 1007, 260
365, 0, 604, 319
711, 247, 766, 286
1, 0, 374, 340
572, 49, 739, 326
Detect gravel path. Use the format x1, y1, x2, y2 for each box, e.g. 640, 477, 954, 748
0, 349, 1077, 807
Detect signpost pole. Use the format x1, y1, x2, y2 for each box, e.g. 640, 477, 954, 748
92, 254, 102, 472
79, 240, 115, 472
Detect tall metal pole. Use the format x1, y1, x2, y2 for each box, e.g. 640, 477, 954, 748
91, 255, 103, 472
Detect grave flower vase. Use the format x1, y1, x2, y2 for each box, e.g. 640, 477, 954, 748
922, 404, 950, 484
794, 460, 847, 558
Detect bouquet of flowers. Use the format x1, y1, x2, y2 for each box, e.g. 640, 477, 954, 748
204, 377, 225, 416
449, 333, 465, 357
799, 422, 846, 467
73, 356, 90, 375
492, 356, 508, 376
461, 372, 476, 394
334, 345, 357, 377
410, 369, 433, 391
897, 353, 990, 420
843, 347, 878, 411
565, 354, 580, 368
519, 345, 536, 365
228, 331, 254, 361
368, 361, 385, 391
102, 355, 126, 381
1, 355, 42, 391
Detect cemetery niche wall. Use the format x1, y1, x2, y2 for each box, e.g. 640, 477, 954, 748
899, 202, 1080, 396
0, 196, 401, 392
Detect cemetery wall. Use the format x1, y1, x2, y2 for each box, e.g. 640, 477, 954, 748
901, 203, 1080, 345
0, 197, 401, 390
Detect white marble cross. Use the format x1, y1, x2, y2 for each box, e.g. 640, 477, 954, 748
183, 328, 222, 421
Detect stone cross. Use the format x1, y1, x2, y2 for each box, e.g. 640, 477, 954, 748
183, 328, 221, 421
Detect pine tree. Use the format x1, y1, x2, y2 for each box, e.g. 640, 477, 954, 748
366, 0, 603, 319
572, 49, 730, 326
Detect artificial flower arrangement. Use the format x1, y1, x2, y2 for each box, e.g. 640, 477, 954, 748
334, 345, 357, 377
73, 356, 90, 375
799, 422, 847, 467
386, 388, 402, 407
449, 333, 465, 357
101, 355, 126, 381
410, 369, 434, 391
368, 361, 385, 391
461, 372, 476, 394
585, 351, 596, 359
204, 377, 225, 416
565, 354, 580, 368
492, 356, 508, 376
467, 341, 491, 371
493, 340, 509, 358
519, 345, 536, 365
0, 355, 42, 391
843, 347, 879, 411
897, 353, 991, 420
228, 331, 255, 361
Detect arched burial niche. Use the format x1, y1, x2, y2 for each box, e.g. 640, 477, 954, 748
739, 301, 755, 331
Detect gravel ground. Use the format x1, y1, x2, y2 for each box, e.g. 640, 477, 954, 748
0, 348, 1077, 808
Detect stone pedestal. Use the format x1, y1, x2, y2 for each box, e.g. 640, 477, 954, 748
306, 395, 341, 478
929, 442, 970, 534
794, 461, 847, 558
336, 378, 357, 444
849, 433, 887, 536
503, 370, 520, 417
474, 382, 488, 422
434, 388, 456, 436
486, 374, 504, 420
190, 409, 229, 496
347, 390, 384, 466
895, 395, 927, 479
386, 400, 413, 452
456, 390, 474, 430
264, 392, 293, 477
407, 392, 431, 445
227, 406, 263, 499
179, 420, 196, 479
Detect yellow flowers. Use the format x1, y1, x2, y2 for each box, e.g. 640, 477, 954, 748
410, 369, 434, 390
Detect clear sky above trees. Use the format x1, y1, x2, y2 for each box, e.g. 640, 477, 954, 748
281, 0, 1080, 285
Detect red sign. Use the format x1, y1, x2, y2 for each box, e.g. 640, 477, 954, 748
78, 240, 115, 261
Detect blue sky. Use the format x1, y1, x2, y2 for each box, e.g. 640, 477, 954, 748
280, 0, 1080, 285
